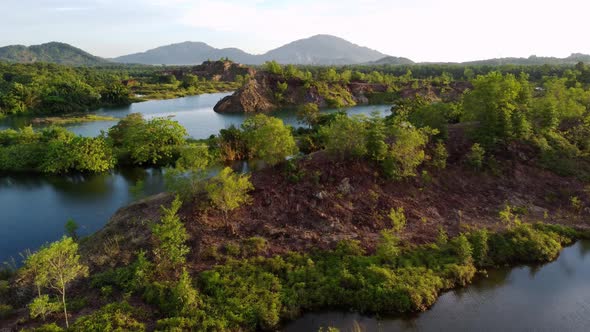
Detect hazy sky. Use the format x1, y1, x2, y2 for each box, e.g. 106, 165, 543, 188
2, 0, 589, 62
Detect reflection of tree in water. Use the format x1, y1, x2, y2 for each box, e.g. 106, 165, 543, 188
46, 172, 115, 199
456, 267, 512, 297
0, 174, 46, 190
579, 240, 590, 257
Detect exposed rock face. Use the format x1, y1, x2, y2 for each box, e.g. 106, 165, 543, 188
214, 78, 276, 113
164, 60, 256, 82
214, 72, 472, 113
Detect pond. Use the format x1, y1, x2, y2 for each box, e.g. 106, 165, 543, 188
0, 93, 391, 263
284, 240, 590, 331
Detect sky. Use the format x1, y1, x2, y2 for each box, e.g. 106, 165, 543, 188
2, 0, 590, 62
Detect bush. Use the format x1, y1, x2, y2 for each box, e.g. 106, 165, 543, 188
382, 125, 431, 179
388, 207, 407, 233
466, 143, 485, 170
242, 114, 298, 165
320, 114, 367, 158
71, 302, 145, 332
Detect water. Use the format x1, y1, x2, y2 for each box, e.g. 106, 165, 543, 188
0, 93, 391, 263
284, 240, 590, 332
0, 92, 391, 138
0, 168, 166, 264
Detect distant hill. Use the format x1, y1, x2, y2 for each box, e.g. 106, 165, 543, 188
366, 55, 415, 66
258, 34, 387, 65
0, 42, 108, 66
112, 35, 390, 66
112, 41, 258, 65
2, 39, 589, 68
461, 53, 590, 66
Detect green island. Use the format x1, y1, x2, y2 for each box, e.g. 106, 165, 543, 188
1, 59, 590, 331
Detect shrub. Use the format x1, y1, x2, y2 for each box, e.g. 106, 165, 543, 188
466, 143, 485, 170
431, 141, 448, 169
383, 125, 431, 179
71, 302, 145, 332
388, 207, 407, 233
242, 237, 268, 256
151, 196, 189, 275
28, 295, 61, 320
242, 114, 298, 165
320, 114, 367, 158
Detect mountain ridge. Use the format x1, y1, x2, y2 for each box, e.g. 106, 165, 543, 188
0, 42, 108, 66
1, 37, 590, 67
112, 35, 389, 65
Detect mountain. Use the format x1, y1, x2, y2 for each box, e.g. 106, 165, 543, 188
112, 35, 390, 65
460, 53, 590, 66
366, 55, 415, 65
0, 42, 108, 66
112, 41, 258, 65
259, 34, 387, 65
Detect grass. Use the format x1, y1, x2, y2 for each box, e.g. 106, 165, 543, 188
31, 114, 118, 125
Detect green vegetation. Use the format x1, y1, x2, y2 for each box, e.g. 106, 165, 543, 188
0, 126, 115, 173
0, 61, 240, 117
30, 114, 117, 125
108, 113, 187, 166
242, 114, 298, 165
205, 167, 254, 226
78, 223, 589, 331
0, 113, 189, 173
21, 237, 88, 327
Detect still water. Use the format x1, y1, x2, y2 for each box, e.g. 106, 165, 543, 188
0, 92, 391, 138
0, 93, 390, 263
284, 240, 590, 332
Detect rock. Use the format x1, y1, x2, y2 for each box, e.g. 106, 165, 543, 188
164, 60, 255, 82
314, 191, 329, 200
337, 177, 354, 195
214, 78, 276, 113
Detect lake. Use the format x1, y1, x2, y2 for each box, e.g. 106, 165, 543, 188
284, 240, 590, 331
0, 93, 391, 263
0, 92, 391, 138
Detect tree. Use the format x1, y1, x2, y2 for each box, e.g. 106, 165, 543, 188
113, 115, 187, 165
383, 125, 431, 179
28, 295, 60, 321
365, 113, 388, 162
25, 237, 88, 327
165, 144, 210, 201
462, 72, 530, 146
388, 207, 406, 233
466, 143, 485, 170
205, 167, 253, 226
431, 141, 449, 169
263, 61, 283, 76
376, 230, 400, 264
242, 114, 297, 165
296, 103, 320, 128
152, 196, 189, 275
320, 114, 367, 159
64, 219, 79, 241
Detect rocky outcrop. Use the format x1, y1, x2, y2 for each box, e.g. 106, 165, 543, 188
214, 78, 276, 113
214, 72, 472, 113
164, 60, 256, 82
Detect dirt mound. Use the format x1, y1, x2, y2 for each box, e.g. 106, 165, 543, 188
85, 127, 589, 272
